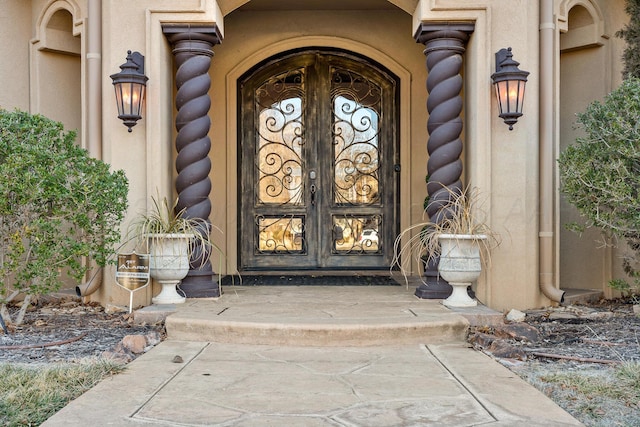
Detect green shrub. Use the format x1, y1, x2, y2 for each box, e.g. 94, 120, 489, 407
0, 109, 128, 300
616, 0, 640, 79
558, 78, 640, 292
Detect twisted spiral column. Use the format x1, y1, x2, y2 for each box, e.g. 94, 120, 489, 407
414, 23, 474, 299
163, 25, 222, 298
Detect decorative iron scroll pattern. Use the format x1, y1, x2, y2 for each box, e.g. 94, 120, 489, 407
331, 68, 382, 206
255, 69, 305, 206
332, 215, 382, 254
256, 215, 305, 254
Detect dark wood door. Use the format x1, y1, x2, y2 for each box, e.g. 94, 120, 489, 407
239, 50, 398, 271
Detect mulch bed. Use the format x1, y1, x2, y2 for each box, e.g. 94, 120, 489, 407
0, 294, 165, 365
468, 300, 640, 365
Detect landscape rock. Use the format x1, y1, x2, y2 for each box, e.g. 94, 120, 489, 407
102, 342, 135, 364
585, 311, 614, 320
469, 321, 539, 361
105, 304, 128, 314
119, 332, 162, 354
145, 331, 162, 347
467, 331, 496, 348
493, 323, 540, 343
487, 340, 528, 361
505, 309, 526, 323
122, 335, 148, 354
548, 311, 578, 320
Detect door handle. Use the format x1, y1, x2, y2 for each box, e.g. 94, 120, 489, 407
310, 184, 317, 206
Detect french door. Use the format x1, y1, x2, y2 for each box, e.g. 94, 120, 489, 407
239, 50, 398, 271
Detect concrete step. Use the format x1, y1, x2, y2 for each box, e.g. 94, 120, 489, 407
136, 286, 502, 346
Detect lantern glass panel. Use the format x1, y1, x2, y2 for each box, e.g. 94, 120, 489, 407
516, 81, 526, 114
495, 81, 507, 114
114, 82, 145, 117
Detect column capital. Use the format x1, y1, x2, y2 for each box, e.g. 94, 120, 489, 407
414, 22, 475, 46
162, 24, 223, 58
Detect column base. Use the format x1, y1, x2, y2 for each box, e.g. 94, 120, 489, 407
414, 278, 453, 299
178, 270, 221, 298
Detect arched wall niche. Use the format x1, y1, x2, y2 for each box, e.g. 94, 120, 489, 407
557, 0, 608, 52
34, 0, 82, 55
30, 0, 82, 144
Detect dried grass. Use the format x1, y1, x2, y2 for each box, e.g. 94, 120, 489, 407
392, 185, 501, 280
0, 360, 124, 426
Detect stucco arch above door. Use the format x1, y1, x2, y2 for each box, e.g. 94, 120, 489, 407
228, 36, 411, 86
217, 0, 417, 16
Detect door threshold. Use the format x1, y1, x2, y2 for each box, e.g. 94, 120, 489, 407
237, 270, 394, 277
221, 273, 401, 286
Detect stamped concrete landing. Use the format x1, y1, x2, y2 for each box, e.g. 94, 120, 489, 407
43, 286, 583, 426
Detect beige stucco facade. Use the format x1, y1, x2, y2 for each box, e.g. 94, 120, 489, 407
0, 0, 630, 311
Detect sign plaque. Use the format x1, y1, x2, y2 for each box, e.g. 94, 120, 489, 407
116, 252, 150, 290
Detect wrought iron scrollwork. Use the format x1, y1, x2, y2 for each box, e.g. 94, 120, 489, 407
332, 214, 382, 254
256, 215, 306, 254
255, 69, 305, 206
331, 68, 382, 206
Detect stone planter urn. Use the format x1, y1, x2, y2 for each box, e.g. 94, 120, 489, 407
437, 233, 486, 308
149, 233, 193, 304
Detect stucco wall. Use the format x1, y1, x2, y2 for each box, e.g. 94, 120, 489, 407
0, 1, 34, 111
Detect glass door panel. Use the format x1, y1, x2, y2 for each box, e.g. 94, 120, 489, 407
332, 70, 382, 206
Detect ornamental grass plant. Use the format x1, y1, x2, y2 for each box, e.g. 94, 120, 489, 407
127, 194, 223, 269
392, 185, 500, 281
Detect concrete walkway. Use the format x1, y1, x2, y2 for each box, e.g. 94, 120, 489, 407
43, 286, 583, 426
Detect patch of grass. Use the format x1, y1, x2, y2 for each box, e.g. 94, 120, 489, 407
0, 360, 124, 426
523, 362, 640, 427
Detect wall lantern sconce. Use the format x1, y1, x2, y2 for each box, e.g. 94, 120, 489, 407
110, 51, 148, 132
491, 47, 529, 130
